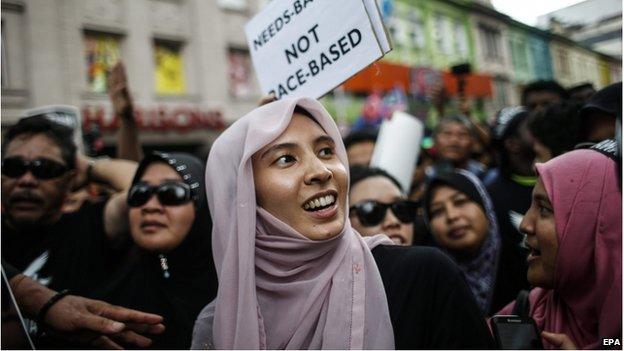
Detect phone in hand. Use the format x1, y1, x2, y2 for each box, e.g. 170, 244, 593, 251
490, 315, 543, 350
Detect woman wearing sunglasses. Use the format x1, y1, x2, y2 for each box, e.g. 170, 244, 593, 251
349, 165, 416, 246
192, 98, 493, 349
423, 169, 512, 316
93, 152, 217, 349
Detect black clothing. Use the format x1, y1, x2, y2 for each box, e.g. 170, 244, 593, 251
484, 170, 531, 314
2, 201, 122, 296
372, 245, 495, 349
93, 245, 217, 349
93, 152, 218, 349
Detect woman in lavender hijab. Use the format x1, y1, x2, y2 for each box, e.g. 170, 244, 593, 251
192, 97, 492, 349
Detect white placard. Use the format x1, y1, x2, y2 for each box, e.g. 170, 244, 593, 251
370, 111, 424, 194
245, 0, 384, 99
362, 0, 392, 54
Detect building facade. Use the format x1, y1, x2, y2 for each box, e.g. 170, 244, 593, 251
1, 0, 266, 154
2, 0, 621, 147
538, 0, 622, 59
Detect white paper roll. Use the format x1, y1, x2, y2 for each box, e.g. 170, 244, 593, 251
370, 111, 423, 194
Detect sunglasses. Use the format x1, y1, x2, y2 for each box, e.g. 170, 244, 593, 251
349, 199, 418, 227
127, 181, 192, 207
1, 156, 69, 179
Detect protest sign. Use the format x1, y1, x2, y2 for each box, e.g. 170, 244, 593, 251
245, 0, 389, 99
22, 105, 85, 153
370, 111, 424, 194
362, 0, 392, 54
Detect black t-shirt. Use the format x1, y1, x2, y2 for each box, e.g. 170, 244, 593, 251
2, 201, 123, 297
372, 245, 495, 349
484, 169, 532, 314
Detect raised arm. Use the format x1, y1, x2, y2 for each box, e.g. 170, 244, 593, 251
74, 155, 137, 243
108, 61, 143, 162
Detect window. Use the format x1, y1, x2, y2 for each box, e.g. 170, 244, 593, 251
154, 40, 187, 95
454, 21, 468, 55
394, 18, 410, 48
558, 49, 570, 76
408, 10, 425, 48
84, 32, 121, 93
227, 48, 254, 98
493, 78, 508, 108
434, 14, 451, 54
388, 17, 408, 49
387, 17, 397, 46
510, 39, 529, 71
479, 24, 501, 60
518, 41, 529, 70
2, 5, 28, 92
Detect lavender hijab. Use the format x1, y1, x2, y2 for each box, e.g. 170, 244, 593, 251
193, 97, 394, 349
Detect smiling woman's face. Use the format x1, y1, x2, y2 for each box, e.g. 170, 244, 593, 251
252, 113, 348, 240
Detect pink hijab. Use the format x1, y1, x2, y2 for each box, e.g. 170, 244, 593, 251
202, 97, 394, 349
515, 149, 621, 349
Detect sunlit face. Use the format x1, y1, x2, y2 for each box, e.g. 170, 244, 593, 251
434, 122, 473, 164
252, 113, 348, 240
350, 176, 414, 245
520, 179, 558, 288
1, 134, 75, 227
428, 185, 489, 257
346, 140, 375, 167
128, 162, 195, 252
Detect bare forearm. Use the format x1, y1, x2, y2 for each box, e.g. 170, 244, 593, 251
116, 112, 143, 162
9, 274, 55, 318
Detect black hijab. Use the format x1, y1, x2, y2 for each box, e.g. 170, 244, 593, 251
93, 151, 217, 349
422, 170, 501, 315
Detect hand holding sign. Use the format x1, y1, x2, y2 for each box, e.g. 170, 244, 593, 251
246, 0, 391, 100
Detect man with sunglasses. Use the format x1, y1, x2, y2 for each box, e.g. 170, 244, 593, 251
1, 116, 142, 345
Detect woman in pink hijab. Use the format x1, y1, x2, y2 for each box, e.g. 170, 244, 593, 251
497, 148, 621, 349
192, 97, 492, 349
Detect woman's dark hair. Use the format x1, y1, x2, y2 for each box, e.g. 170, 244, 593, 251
434, 115, 475, 138
293, 105, 315, 119
521, 80, 568, 105
528, 101, 582, 157
343, 128, 379, 150
349, 165, 403, 193
2, 115, 77, 169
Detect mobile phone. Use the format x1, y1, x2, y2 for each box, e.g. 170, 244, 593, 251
490, 315, 543, 350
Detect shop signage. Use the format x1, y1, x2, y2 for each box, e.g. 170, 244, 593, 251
81, 105, 226, 132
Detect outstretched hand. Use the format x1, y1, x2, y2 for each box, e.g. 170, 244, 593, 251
44, 294, 165, 349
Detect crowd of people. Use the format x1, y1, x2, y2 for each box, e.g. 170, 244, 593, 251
1, 59, 621, 350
